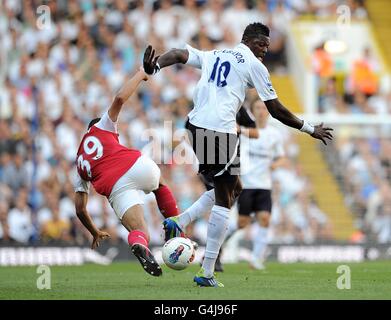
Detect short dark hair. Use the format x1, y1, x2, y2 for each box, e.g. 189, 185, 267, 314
242, 23, 270, 42
88, 118, 101, 129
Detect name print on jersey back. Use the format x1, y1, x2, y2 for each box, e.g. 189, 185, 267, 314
214, 49, 245, 63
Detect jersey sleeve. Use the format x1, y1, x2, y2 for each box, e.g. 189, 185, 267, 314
236, 106, 256, 128
249, 60, 278, 102
185, 44, 204, 69
95, 111, 118, 133
74, 172, 90, 194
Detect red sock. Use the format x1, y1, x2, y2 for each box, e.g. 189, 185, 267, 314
128, 230, 149, 247
153, 184, 179, 218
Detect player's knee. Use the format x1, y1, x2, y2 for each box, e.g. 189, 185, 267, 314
258, 212, 270, 227
238, 221, 247, 229
238, 216, 250, 229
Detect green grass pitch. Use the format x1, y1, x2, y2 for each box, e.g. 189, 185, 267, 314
1, 261, 390, 299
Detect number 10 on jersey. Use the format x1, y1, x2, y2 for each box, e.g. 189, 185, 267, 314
209, 57, 231, 87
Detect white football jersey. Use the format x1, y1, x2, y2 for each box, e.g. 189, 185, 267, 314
240, 125, 285, 190
185, 43, 277, 134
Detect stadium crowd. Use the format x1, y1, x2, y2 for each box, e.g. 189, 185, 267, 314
0, 0, 375, 247
328, 132, 391, 243
314, 45, 390, 115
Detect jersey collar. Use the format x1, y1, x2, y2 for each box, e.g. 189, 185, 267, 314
236, 42, 253, 55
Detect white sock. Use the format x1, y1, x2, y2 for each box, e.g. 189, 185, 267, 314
177, 189, 215, 229
252, 226, 268, 262
202, 205, 230, 278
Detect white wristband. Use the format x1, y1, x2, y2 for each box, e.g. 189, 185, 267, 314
300, 120, 315, 135
153, 62, 161, 75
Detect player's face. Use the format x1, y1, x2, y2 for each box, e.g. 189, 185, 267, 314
248, 36, 270, 61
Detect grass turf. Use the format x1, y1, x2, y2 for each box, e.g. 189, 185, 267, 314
0, 261, 390, 300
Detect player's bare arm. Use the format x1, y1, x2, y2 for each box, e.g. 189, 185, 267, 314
264, 98, 333, 145
75, 191, 110, 249
158, 49, 189, 68
144, 46, 189, 74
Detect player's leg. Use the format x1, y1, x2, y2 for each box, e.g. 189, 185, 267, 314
194, 129, 242, 286
153, 175, 180, 218
250, 189, 272, 270
250, 211, 270, 270
200, 174, 240, 279
224, 189, 254, 262
214, 180, 246, 272
127, 154, 180, 219
127, 155, 180, 237
170, 188, 215, 230
163, 122, 217, 240
162, 172, 215, 240
109, 156, 163, 276
120, 204, 162, 277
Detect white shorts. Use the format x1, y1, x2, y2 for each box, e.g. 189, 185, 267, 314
108, 155, 161, 220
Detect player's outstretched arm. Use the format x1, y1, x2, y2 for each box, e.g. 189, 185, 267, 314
157, 48, 189, 69
264, 98, 333, 145
143, 45, 189, 74
75, 192, 110, 249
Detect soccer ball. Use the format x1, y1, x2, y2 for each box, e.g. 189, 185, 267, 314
162, 237, 195, 270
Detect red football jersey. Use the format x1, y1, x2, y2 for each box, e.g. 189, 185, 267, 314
76, 125, 141, 197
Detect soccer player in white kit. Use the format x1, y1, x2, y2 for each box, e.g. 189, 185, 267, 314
237, 99, 287, 270
145, 23, 333, 287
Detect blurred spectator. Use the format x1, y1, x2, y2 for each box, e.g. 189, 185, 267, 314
349, 0, 368, 19
283, 191, 332, 243
262, 16, 286, 72
330, 132, 391, 242
319, 77, 345, 114
1, 152, 29, 195
7, 188, 34, 244
365, 181, 391, 242
40, 205, 71, 243
221, 0, 251, 43
349, 49, 379, 97
316, 45, 383, 114
0, 201, 15, 243
312, 43, 334, 78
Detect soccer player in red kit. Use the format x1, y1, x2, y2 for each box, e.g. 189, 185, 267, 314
74, 49, 179, 277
